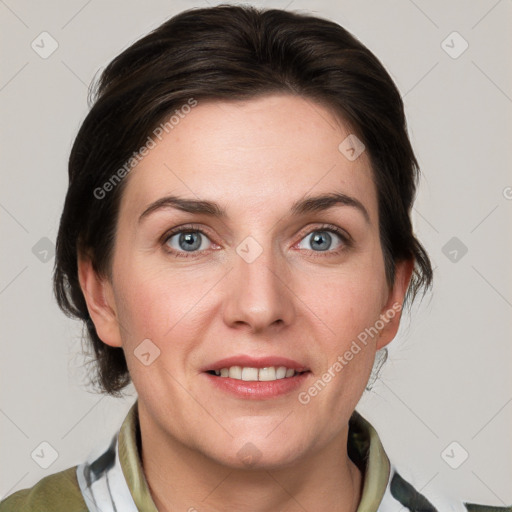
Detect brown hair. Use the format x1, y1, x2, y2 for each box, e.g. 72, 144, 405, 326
54, 4, 433, 395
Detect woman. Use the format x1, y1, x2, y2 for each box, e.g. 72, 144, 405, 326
1, 5, 508, 512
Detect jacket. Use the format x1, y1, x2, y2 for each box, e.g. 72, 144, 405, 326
1, 401, 510, 511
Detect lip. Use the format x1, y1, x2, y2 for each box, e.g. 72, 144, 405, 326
201, 355, 309, 373
202, 371, 310, 400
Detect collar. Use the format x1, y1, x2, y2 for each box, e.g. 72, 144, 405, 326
72, 400, 494, 512
76, 400, 392, 511
116, 401, 391, 511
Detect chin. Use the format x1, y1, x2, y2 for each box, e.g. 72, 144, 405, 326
204, 434, 308, 471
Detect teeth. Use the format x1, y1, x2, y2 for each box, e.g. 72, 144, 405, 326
258, 367, 276, 381
229, 366, 242, 379
241, 367, 259, 381
213, 366, 301, 381
275, 366, 287, 379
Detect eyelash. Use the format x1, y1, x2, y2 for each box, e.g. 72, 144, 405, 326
162, 223, 352, 259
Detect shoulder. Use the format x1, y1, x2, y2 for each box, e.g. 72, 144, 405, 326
464, 506, 512, 512
388, 468, 512, 512
0, 466, 87, 512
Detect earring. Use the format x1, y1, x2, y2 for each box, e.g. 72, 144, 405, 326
365, 348, 388, 391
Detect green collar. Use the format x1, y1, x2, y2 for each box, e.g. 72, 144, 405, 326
118, 402, 390, 511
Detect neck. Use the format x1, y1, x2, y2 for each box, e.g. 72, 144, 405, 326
138, 408, 363, 512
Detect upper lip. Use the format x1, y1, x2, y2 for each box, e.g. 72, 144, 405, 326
202, 355, 310, 373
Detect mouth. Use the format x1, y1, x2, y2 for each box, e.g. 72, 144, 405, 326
202, 356, 311, 399
205, 366, 309, 381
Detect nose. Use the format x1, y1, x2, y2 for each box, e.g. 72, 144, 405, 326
222, 240, 296, 333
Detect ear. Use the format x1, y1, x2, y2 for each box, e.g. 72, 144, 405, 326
77, 256, 123, 348
376, 258, 415, 350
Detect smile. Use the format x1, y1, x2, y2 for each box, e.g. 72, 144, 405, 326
207, 366, 306, 381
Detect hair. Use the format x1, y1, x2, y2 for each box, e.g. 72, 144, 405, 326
53, 4, 433, 395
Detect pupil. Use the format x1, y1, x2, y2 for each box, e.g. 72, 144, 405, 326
179, 232, 201, 251
177, 231, 332, 252
311, 231, 331, 251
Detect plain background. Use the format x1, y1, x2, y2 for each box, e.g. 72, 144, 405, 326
1, 0, 511, 505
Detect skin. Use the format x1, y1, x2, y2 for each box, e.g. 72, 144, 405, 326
79, 94, 413, 512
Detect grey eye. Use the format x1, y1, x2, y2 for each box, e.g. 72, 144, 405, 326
166, 231, 211, 252
297, 230, 342, 252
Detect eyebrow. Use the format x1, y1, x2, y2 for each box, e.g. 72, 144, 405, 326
138, 192, 370, 224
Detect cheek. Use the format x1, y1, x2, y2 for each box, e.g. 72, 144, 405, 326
112, 268, 207, 398
115, 279, 181, 340
300, 262, 387, 336
305, 277, 384, 403
296, 257, 388, 389
112, 256, 218, 349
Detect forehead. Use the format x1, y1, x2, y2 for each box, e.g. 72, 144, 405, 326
119, 94, 377, 222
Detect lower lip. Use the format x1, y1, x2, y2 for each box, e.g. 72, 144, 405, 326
203, 372, 310, 399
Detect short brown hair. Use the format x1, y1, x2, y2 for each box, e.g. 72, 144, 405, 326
54, 4, 433, 395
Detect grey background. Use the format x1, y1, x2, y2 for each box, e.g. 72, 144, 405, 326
1, 0, 511, 505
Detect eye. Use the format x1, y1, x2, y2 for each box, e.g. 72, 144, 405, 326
162, 224, 350, 258
296, 226, 349, 254
164, 228, 213, 255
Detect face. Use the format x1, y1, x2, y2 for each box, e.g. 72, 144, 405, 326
82, 94, 411, 469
